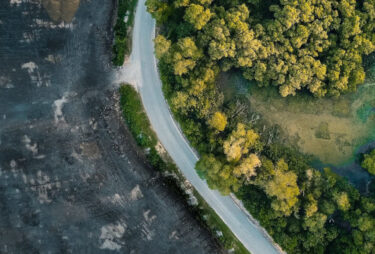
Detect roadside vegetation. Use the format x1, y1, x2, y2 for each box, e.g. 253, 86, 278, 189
119, 84, 249, 254
145, 0, 375, 253
112, 0, 138, 66
119, 85, 157, 147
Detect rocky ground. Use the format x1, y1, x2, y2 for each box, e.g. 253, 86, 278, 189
0, 0, 221, 253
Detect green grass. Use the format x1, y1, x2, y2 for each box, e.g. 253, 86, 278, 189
119, 84, 157, 148
119, 84, 250, 254
112, 0, 138, 66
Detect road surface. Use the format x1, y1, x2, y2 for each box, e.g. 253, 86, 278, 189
118, 0, 283, 253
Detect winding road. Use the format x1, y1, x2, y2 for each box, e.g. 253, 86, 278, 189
119, 0, 282, 253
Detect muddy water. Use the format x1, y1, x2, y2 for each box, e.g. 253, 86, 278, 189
0, 0, 220, 253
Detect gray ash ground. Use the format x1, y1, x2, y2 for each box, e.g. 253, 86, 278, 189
0, 1, 221, 253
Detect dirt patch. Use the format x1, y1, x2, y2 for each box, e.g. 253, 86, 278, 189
80, 141, 101, 159
42, 0, 80, 23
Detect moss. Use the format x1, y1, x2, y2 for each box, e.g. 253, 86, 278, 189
315, 122, 331, 140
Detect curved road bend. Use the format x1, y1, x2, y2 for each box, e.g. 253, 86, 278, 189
120, 0, 282, 253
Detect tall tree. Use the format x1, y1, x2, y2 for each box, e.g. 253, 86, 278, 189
184, 4, 212, 30
223, 123, 260, 162
262, 159, 300, 216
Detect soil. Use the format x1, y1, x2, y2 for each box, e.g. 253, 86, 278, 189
42, 0, 80, 23
0, 0, 221, 253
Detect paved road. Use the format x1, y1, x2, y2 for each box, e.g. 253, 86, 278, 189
119, 0, 282, 253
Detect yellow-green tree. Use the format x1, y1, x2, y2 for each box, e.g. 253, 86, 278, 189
223, 123, 259, 162
184, 4, 212, 30
208, 112, 227, 131
171, 37, 202, 76
154, 35, 171, 59
262, 159, 300, 216
305, 194, 318, 217
333, 192, 350, 211
233, 153, 261, 181
361, 149, 375, 175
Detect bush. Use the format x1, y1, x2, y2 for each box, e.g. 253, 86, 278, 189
112, 0, 138, 66
119, 84, 157, 148
362, 149, 375, 175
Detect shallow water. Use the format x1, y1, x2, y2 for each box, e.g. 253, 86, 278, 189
221, 62, 375, 189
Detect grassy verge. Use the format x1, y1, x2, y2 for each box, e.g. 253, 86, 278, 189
119, 84, 250, 254
119, 85, 157, 148
112, 0, 138, 66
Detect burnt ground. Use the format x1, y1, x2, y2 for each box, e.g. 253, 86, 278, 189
0, 0, 221, 253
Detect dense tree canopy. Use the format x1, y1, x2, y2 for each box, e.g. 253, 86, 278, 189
148, 0, 375, 97
261, 159, 300, 216
146, 0, 375, 253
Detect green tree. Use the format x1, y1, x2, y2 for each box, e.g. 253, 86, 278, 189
305, 194, 318, 217
333, 192, 350, 211
303, 212, 327, 233
358, 214, 374, 232
146, 0, 172, 24
362, 149, 375, 175
196, 154, 240, 195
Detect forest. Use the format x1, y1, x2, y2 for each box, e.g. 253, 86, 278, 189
145, 0, 375, 253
